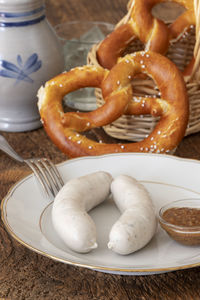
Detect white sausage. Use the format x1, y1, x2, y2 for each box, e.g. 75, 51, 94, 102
52, 171, 113, 253
108, 175, 157, 255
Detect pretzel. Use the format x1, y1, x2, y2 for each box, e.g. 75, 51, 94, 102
97, 0, 195, 70
38, 51, 189, 158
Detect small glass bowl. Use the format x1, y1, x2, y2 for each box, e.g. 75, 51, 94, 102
159, 199, 200, 246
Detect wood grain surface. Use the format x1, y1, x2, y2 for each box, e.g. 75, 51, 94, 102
1, 0, 200, 299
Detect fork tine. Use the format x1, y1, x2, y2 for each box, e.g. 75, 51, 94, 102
39, 159, 61, 193
42, 158, 64, 189
25, 160, 54, 198
32, 159, 58, 198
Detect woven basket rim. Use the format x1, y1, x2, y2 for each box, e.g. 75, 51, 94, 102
115, 0, 200, 81
87, 0, 200, 142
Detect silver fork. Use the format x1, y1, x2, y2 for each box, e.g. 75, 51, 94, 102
0, 134, 64, 199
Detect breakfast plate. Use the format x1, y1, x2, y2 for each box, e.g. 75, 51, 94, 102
2, 153, 200, 275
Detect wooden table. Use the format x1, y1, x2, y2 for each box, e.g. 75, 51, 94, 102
1, 0, 200, 299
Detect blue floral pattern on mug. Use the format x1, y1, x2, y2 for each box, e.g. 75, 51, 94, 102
0, 53, 42, 84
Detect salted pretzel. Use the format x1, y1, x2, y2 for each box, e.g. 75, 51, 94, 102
38, 51, 189, 158
97, 0, 195, 70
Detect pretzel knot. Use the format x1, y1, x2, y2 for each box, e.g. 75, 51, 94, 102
38, 51, 189, 158
97, 0, 195, 70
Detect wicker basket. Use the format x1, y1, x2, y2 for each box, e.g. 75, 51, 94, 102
88, 1, 200, 142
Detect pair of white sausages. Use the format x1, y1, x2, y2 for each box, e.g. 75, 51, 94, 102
52, 171, 157, 255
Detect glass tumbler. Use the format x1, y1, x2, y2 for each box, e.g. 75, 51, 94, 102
55, 21, 114, 111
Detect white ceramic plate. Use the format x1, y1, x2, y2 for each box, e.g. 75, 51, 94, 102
2, 153, 200, 276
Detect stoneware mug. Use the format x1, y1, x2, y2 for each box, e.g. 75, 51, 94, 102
0, 0, 64, 132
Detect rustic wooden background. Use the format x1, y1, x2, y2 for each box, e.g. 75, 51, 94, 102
0, 0, 200, 299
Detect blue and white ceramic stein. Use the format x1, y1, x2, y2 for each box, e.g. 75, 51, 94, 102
0, 0, 64, 132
